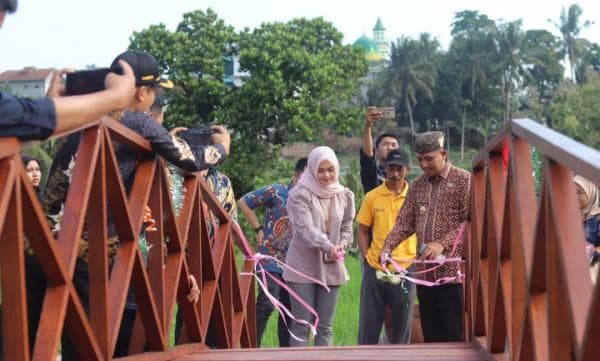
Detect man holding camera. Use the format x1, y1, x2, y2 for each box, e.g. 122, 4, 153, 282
0, 0, 136, 140
40, 50, 230, 359
381, 131, 471, 343
360, 107, 401, 193
357, 149, 417, 345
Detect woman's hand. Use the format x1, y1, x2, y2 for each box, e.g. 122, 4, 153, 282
187, 275, 200, 304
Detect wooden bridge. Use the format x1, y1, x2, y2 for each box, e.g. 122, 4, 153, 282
0, 117, 598, 360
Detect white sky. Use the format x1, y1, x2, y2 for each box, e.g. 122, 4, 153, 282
1, 0, 598, 71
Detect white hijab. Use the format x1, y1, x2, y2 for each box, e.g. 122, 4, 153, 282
297, 146, 344, 199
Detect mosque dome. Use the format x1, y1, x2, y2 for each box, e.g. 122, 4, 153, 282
353, 35, 383, 62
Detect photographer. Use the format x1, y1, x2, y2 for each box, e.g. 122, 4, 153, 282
39, 50, 230, 359
360, 107, 401, 193
0, 0, 136, 140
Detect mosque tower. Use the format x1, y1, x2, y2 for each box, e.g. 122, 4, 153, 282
373, 17, 388, 59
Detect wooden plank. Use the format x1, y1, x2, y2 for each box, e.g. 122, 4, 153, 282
115, 343, 208, 361
174, 343, 489, 361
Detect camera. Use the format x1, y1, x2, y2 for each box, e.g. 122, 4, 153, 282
178, 127, 214, 146
65, 67, 122, 96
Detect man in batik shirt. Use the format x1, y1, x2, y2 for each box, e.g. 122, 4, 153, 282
238, 158, 307, 347
381, 131, 471, 343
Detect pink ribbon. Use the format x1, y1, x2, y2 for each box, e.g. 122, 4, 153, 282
381, 222, 466, 287
231, 221, 328, 342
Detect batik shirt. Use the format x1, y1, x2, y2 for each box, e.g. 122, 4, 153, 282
204, 167, 237, 237
383, 161, 471, 283
40, 111, 227, 261
241, 183, 293, 274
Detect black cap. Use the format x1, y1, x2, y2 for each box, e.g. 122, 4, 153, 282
384, 149, 410, 167
111, 51, 173, 89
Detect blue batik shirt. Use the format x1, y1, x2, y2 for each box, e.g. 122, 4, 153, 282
242, 182, 293, 274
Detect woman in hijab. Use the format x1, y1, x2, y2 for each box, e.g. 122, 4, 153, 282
283, 146, 355, 346
574, 175, 600, 282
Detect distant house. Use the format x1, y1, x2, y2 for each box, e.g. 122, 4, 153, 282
0, 67, 56, 98
223, 56, 250, 87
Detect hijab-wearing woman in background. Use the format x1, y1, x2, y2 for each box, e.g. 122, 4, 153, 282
283, 146, 355, 346
574, 175, 600, 284
21, 153, 43, 201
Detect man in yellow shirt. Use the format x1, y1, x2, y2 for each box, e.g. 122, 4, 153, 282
357, 149, 417, 344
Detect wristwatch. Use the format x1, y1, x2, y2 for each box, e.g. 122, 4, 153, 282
254, 226, 263, 233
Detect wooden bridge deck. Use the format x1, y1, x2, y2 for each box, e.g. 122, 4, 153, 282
173, 342, 492, 361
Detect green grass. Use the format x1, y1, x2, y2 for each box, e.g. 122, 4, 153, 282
259, 255, 362, 347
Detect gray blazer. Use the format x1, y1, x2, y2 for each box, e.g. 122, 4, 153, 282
283, 184, 355, 286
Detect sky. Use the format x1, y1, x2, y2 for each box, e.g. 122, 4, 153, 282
1, 0, 599, 71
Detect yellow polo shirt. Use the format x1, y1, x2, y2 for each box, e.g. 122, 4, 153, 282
356, 182, 417, 271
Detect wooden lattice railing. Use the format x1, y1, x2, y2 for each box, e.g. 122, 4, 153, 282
465, 118, 600, 361
0, 117, 256, 361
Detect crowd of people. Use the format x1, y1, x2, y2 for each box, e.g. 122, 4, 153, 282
2, 0, 599, 358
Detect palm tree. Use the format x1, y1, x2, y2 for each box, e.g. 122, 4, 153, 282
549, 3, 593, 82
380, 36, 437, 132
496, 20, 532, 121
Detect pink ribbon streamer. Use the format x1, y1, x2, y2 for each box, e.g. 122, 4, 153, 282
231, 221, 328, 342
382, 222, 466, 287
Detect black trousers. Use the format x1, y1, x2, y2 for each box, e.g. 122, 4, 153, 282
358, 265, 415, 344
416, 283, 463, 342
255, 271, 291, 347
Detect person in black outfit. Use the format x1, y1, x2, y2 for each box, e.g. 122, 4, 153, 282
359, 107, 400, 193
35, 50, 230, 360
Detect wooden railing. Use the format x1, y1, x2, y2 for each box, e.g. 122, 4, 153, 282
466, 118, 600, 361
0, 118, 256, 361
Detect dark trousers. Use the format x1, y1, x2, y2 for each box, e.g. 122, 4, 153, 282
358, 265, 415, 344
417, 283, 463, 342
255, 271, 291, 347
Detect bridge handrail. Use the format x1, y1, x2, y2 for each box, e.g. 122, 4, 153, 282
0, 117, 256, 361
466, 118, 600, 361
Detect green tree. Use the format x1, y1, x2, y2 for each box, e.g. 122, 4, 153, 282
221, 17, 367, 145
496, 20, 531, 122
129, 9, 237, 127
129, 12, 367, 194
380, 35, 438, 133
577, 42, 600, 82
549, 3, 592, 82
549, 72, 600, 149
447, 11, 502, 149
521, 29, 564, 125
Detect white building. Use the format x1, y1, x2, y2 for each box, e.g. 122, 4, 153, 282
0, 67, 55, 98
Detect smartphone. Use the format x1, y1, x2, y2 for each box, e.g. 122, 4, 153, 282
375, 107, 395, 119
179, 127, 214, 145
65, 67, 121, 96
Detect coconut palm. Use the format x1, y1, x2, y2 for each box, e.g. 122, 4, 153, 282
380, 35, 437, 132
549, 3, 593, 82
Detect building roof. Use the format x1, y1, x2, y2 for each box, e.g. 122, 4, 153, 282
373, 17, 386, 31
353, 35, 379, 53
0, 67, 55, 82
353, 35, 384, 62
